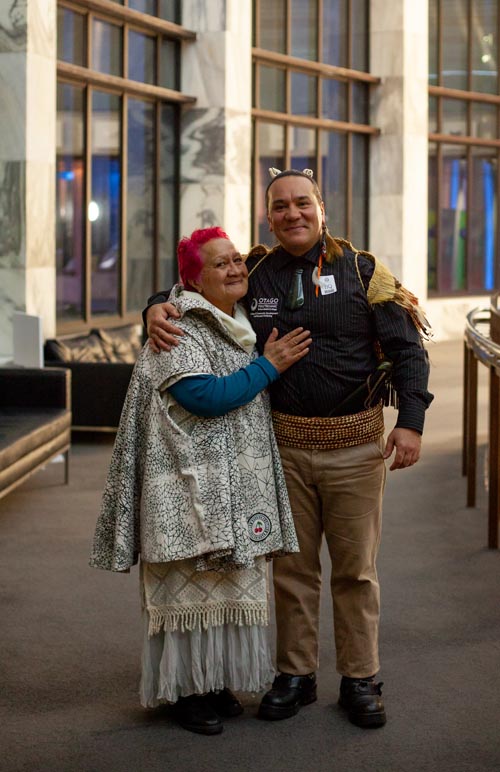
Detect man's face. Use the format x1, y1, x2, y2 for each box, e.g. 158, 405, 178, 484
267, 176, 325, 256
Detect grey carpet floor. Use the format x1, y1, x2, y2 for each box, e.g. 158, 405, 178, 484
1, 339, 499, 772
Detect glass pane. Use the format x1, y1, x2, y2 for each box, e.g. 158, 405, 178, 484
291, 0, 318, 60
159, 104, 178, 289
57, 7, 86, 66
128, 30, 155, 84
291, 73, 317, 116
351, 0, 368, 72
255, 121, 285, 245
441, 0, 468, 90
471, 0, 498, 94
322, 79, 347, 121
439, 146, 467, 292
352, 82, 369, 125
91, 91, 121, 316
321, 131, 347, 235
258, 0, 286, 52
442, 98, 467, 136
471, 102, 498, 140
323, 0, 347, 67
159, 0, 180, 23
56, 84, 85, 321
428, 144, 438, 292
350, 133, 368, 246
429, 96, 438, 133
290, 127, 316, 173
429, 0, 438, 85
129, 0, 156, 14
127, 100, 155, 311
92, 19, 122, 77
159, 39, 179, 90
259, 65, 286, 112
470, 148, 497, 292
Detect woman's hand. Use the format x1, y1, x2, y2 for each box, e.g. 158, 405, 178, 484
146, 303, 184, 353
263, 327, 312, 373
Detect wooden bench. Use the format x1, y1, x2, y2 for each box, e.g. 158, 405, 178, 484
0, 368, 71, 500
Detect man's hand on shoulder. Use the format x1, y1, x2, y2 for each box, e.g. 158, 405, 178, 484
146, 302, 184, 353
383, 427, 421, 471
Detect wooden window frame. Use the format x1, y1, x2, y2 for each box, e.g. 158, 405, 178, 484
56, 0, 195, 332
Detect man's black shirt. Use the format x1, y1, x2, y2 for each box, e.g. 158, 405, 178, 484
145, 242, 433, 432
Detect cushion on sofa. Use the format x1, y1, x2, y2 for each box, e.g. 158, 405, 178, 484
94, 324, 143, 363
44, 333, 108, 363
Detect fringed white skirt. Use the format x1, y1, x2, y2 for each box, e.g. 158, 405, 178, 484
139, 557, 275, 706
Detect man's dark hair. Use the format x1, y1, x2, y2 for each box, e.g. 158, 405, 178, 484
265, 169, 323, 212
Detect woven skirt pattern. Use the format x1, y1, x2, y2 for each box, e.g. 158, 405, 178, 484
272, 404, 384, 450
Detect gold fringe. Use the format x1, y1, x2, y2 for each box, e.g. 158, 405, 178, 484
147, 601, 269, 637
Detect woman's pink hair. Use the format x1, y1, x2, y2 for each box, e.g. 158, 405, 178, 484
177, 227, 230, 291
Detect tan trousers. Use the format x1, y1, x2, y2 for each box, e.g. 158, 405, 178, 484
273, 438, 386, 679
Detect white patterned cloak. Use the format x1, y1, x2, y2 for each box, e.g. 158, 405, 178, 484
90, 291, 299, 573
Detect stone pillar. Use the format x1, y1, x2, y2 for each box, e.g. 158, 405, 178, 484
0, 0, 56, 358
369, 0, 428, 302
180, 0, 252, 251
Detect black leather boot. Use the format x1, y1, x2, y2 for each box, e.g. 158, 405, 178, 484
258, 673, 317, 720
206, 688, 244, 718
171, 694, 223, 735
338, 677, 386, 728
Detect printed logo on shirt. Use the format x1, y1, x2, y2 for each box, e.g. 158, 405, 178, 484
248, 513, 272, 542
249, 297, 279, 317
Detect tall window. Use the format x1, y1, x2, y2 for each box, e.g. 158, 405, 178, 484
56, 0, 194, 329
429, 0, 500, 296
252, 0, 378, 247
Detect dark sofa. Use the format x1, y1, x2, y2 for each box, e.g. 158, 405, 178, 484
0, 367, 71, 499
44, 324, 143, 430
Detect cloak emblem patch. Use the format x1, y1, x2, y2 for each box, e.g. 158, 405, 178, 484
248, 513, 272, 542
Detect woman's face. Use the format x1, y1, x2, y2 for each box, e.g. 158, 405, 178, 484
193, 238, 248, 314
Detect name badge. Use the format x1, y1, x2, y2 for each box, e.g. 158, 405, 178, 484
319, 275, 337, 295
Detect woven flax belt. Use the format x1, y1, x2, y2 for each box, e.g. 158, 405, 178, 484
272, 404, 384, 450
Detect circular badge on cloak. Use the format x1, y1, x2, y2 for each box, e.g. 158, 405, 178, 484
248, 513, 272, 542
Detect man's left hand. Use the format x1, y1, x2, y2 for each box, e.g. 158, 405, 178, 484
383, 428, 421, 471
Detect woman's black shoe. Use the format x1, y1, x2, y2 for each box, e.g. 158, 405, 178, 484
258, 673, 317, 720
206, 688, 244, 717
171, 694, 223, 735
338, 677, 386, 728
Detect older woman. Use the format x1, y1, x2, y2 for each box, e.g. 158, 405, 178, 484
90, 227, 311, 735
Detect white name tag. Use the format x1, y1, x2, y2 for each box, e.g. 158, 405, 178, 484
319, 274, 337, 295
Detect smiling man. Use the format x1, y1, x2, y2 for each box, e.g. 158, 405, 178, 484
144, 168, 433, 729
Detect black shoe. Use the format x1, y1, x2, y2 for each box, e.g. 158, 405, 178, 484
171, 694, 223, 735
206, 688, 244, 718
258, 673, 317, 720
338, 677, 386, 728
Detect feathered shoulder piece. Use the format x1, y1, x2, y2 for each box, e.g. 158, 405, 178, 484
337, 238, 432, 341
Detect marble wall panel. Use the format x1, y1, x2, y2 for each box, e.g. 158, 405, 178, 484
25, 264, 55, 338
0, 0, 27, 53
371, 76, 404, 135
369, 134, 403, 197
0, 265, 24, 357
223, 182, 251, 250
182, 0, 226, 32
370, 30, 403, 77
179, 177, 225, 237
0, 159, 25, 267
27, 0, 55, 57
225, 108, 251, 186
26, 51, 55, 162
26, 159, 54, 268
370, 0, 403, 34
0, 52, 26, 160
182, 31, 226, 108
181, 108, 226, 182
